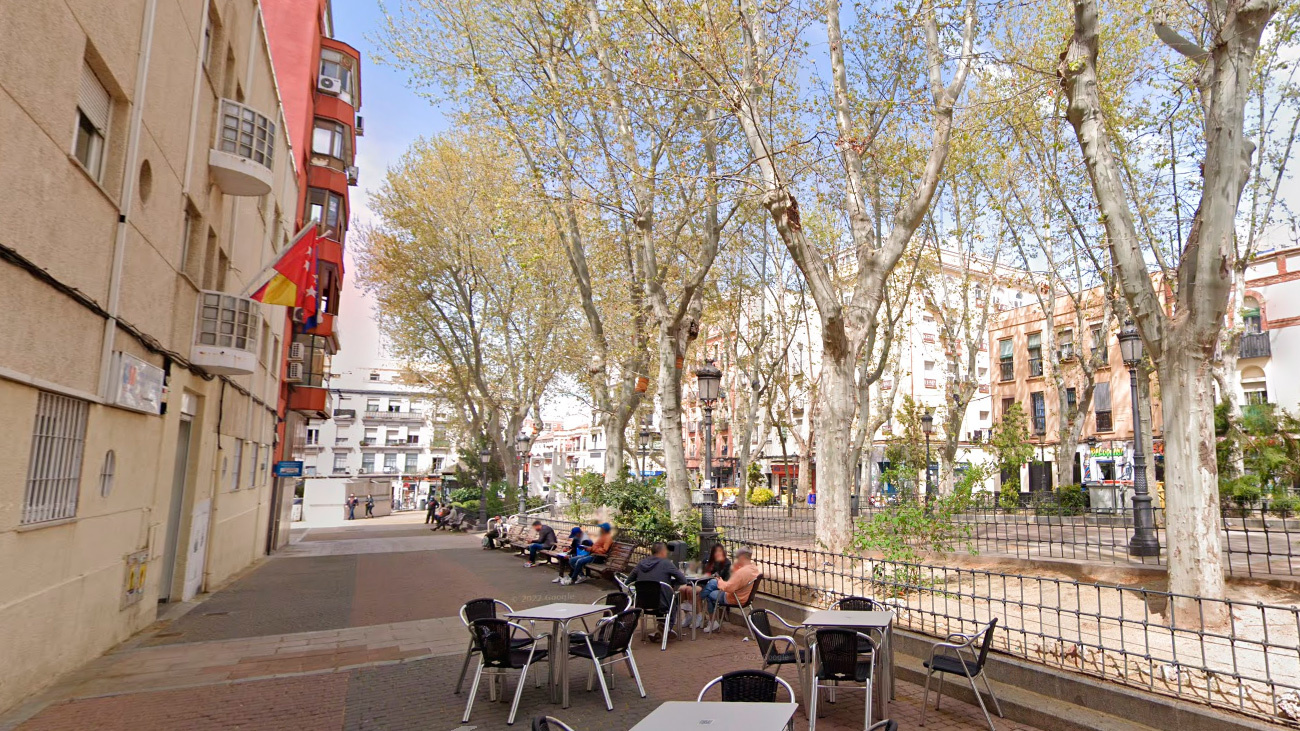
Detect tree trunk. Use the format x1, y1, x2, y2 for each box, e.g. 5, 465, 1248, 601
1158, 349, 1227, 624
659, 332, 693, 514
813, 356, 856, 551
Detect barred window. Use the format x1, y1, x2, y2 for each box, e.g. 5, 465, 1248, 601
22, 392, 89, 524
218, 100, 275, 168
198, 292, 260, 351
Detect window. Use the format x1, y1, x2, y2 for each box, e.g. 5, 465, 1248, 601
333, 453, 348, 473
1066, 387, 1078, 418
923, 314, 935, 322
406, 434, 420, 444
922, 333, 936, 344
1095, 382, 1113, 432
74, 64, 111, 180
369, 372, 380, 381
361, 453, 376, 472
218, 100, 275, 168
260, 446, 270, 485
1027, 332, 1043, 377
319, 48, 355, 100
22, 392, 89, 524
307, 188, 346, 241
270, 335, 281, 377
405, 453, 419, 472
979, 410, 990, 420
363, 427, 378, 444
923, 360, 935, 372
1245, 389, 1269, 405
180, 205, 203, 278
1059, 329, 1075, 360
386, 429, 401, 445
201, 20, 213, 69
977, 367, 987, 377
1001, 397, 1015, 416
311, 118, 351, 165
306, 428, 320, 445
198, 293, 260, 352
335, 436, 348, 446
998, 338, 1014, 381
388, 402, 402, 413
1091, 325, 1108, 362
304, 464, 318, 477
1030, 392, 1046, 434
924, 378, 937, 389
248, 442, 259, 486
1243, 297, 1262, 334
1242, 366, 1268, 405
384, 453, 398, 473
366, 398, 380, 412
230, 440, 243, 490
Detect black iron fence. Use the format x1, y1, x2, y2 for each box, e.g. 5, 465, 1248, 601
721, 537, 1300, 727
715, 502, 1300, 577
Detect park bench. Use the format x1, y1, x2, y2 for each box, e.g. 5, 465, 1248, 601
587, 541, 637, 582
503, 524, 530, 550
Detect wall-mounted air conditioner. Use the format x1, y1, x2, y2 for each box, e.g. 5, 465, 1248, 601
317, 75, 341, 95
286, 361, 304, 383
288, 341, 304, 361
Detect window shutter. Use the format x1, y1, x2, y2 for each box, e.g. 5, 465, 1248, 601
1095, 382, 1111, 412
1027, 332, 1041, 349
79, 64, 111, 131
999, 339, 1013, 359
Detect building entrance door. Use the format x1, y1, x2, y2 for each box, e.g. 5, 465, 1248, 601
158, 415, 192, 601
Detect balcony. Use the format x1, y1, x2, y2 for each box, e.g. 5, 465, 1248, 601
1029, 357, 1044, 378
191, 291, 260, 375
999, 360, 1015, 382
334, 409, 356, 421
289, 385, 332, 419
302, 442, 324, 453
362, 410, 426, 424
1240, 332, 1271, 359
209, 99, 276, 196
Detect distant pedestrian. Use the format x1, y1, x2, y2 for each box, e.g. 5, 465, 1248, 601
365, 494, 375, 518
425, 498, 440, 524
347, 495, 357, 520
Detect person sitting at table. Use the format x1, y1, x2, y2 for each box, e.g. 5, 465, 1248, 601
678, 543, 731, 629
567, 522, 612, 584
522, 520, 558, 567
700, 546, 760, 633
628, 542, 687, 639
552, 526, 589, 584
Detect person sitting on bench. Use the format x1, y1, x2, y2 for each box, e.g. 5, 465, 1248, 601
568, 523, 612, 585
522, 520, 557, 567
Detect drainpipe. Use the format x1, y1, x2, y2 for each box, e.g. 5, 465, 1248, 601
97, 0, 159, 398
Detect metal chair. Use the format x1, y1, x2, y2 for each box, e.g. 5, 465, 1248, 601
697, 669, 796, 702
613, 572, 632, 594
456, 598, 534, 694
921, 618, 1003, 731
581, 591, 630, 639
808, 628, 878, 731
568, 608, 647, 711
746, 609, 810, 698
832, 595, 886, 612
632, 580, 678, 650
531, 716, 577, 731
707, 574, 762, 634
462, 619, 549, 726
869, 722, 898, 731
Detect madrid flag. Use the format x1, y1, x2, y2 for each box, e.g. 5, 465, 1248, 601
251, 227, 318, 323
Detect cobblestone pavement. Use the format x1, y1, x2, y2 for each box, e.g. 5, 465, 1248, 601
4, 514, 1044, 731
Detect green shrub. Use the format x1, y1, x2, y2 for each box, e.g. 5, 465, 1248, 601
998, 480, 1021, 511
1035, 484, 1087, 516
748, 487, 776, 506
1268, 493, 1299, 518
449, 486, 479, 503
1231, 475, 1263, 510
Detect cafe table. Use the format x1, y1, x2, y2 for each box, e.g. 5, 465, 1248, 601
629, 701, 798, 731
508, 602, 613, 707
802, 609, 895, 722
681, 571, 713, 640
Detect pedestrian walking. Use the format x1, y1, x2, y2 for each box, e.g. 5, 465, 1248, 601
365, 494, 375, 518
347, 495, 357, 520
425, 497, 440, 524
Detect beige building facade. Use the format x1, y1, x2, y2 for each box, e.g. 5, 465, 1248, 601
0, 0, 300, 713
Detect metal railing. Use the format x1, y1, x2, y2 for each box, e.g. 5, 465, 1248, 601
1240, 332, 1272, 359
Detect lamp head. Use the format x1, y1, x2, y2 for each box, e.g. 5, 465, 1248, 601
694, 359, 723, 403
921, 410, 935, 436
1118, 321, 1143, 366
479, 447, 491, 464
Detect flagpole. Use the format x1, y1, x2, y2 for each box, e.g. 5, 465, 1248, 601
239, 220, 319, 298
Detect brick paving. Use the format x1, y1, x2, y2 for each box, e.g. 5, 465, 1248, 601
4, 515, 1045, 731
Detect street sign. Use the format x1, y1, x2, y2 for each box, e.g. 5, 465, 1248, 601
273, 460, 304, 478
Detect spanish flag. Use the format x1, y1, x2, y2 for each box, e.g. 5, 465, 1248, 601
251, 227, 318, 323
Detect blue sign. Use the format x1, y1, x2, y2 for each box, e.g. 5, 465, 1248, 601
274, 460, 304, 478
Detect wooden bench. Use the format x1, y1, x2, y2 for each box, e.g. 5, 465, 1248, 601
504, 525, 533, 552
587, 541, 637, 582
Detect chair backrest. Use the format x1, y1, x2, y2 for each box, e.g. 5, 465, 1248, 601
739, 574, 762, 607
975, 618, 998, 668
814, 628, 862, 681
461, 598, 500, 626
603, 608, 643, 654
696, 670, 794, 703
867, 721, 898, 731
531, 715, 576, 731
469, 618, 514, 667
597, 591, 630, 614
633, 581, 670, 614
833, 595, 882, 612
747, 609, 777, 657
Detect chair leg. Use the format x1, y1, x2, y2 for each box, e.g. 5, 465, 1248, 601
455, 640, 476, 694
864, 678, 873, 729
936, 672, 944, 709
920, 669, 933, 727
808, 681, 819, 731
980, 671, 1005, 718
967, 674, 997, 731
463, 662, 485, 723
508, 663, 531, 725
625, 650, 647, 697
587, 661, 595, 692
592, 653, 613, 711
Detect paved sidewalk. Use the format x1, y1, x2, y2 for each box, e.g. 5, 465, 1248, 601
3, 515, 1043, 731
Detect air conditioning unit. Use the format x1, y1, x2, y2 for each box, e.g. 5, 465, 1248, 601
287, 341, 304, 361
317, 74, 341, 95
285, 361, 304, 383
291, 307, 305, 323
355, 115, 365, 136
345, 166, 358, 185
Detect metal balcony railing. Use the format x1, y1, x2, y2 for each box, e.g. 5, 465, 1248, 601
1239, 332, 1271, 359
999, 360, 1015, 382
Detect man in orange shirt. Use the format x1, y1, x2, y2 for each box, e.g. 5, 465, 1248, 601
700, 546, 760, 632
568, 522, 612, 585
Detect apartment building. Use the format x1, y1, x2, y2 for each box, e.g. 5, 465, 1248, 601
298, 363, 454, 523
0, 0, 300, 712
262, 0, 361, 542
1236, 245, 1300, 412
987, 290, 1166, 496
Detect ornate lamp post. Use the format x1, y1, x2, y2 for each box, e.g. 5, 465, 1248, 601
921, 410, 934, 509
478, 446, 492, 529
695, 359, 723, 557
516, 433, 531, 515
638, 419, 655, 486
1118, 322, 1160, 557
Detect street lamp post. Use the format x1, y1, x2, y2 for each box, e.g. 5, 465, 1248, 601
921, 410, 934, 510
1118, 322, 1160, 557
638, 420, 654, 486
478, 446, 492, 529
516, 434, 531, 515
695, 359, 723, 558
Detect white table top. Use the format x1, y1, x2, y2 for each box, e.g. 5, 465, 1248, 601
629, 701, 798, 731
507, 603, 612, 621
803, 609, 894, 629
